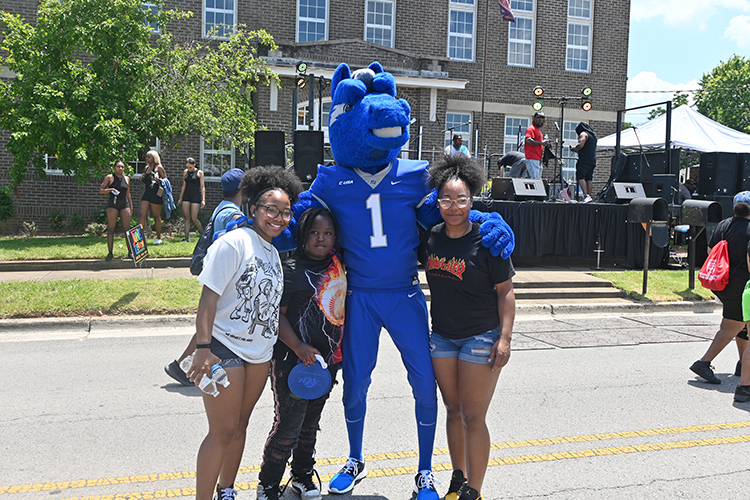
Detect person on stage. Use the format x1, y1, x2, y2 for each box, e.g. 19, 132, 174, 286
445, 134, 471, 158
570, 121, 597, 203
524, 112, 549, 179
499, 151, 527, 178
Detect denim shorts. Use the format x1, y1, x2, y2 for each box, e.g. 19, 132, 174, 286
210, 337, 245, 368
429, 328, 501, 365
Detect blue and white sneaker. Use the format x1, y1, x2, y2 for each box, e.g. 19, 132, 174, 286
413, 470, 439, 500
328, 458, 367, 494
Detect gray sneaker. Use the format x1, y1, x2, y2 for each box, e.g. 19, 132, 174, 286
735, 385, 750, 402
690, 360, 721, 384
257, 483, 281, 500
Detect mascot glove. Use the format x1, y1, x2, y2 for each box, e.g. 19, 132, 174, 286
470, 211, 515, 259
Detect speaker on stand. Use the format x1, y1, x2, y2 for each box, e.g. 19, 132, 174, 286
294, 130, 324, 183
254, 131, 286, 167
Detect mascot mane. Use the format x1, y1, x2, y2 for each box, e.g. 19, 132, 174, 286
328, 62, 411, 170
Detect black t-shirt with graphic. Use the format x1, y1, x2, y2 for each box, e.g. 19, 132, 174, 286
419, 222, 515, 339
274, 253, 347, 371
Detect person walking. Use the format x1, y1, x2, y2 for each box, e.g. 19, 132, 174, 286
99, 161, 133, 261
138, 150, 167, 245
177, 157, 205, 242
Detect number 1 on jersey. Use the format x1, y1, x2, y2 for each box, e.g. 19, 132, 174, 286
366, 193, 388, 248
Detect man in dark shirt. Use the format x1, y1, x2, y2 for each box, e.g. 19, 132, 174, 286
571, 122, 597, 202
499, 151, 527, 178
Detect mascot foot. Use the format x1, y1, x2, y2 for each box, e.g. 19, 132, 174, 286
328, 458, 367, 494
412, 470, 439, 500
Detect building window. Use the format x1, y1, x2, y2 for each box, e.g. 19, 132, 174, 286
202, 138, 235, 178
142, 3, 160, 33
566, 0, 591, 72
561, 121, 578, 181
508, 0, 534, 67
297, 100, 332, 140
129, 140, 161, 175
445, 112, 472, 150
298, 0, 327, 42
204, 0, 235, 38
365, 0, 394, 48
44, 154, 62, 174
503, 116, 529, 154
448, 0, 475, 61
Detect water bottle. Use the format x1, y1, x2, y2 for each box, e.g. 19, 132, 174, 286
179, 351, 229, 397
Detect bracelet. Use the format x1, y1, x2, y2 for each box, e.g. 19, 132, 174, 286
196, 343, 212, 349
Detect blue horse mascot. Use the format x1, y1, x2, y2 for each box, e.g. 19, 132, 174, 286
284, 61, 514, 499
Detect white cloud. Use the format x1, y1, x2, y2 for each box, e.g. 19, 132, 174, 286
631, 0, 750, 27
724, 15, 750, 48
625, 71, 700, 124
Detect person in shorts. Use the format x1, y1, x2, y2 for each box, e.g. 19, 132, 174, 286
419, 155, 515, 500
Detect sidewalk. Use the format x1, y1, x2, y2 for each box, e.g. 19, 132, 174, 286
0, 258, 721, 333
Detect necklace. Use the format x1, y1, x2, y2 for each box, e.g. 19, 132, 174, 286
252, 226, 275, 262
446, 222, 472, 239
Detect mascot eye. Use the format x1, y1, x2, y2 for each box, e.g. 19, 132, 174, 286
344, 104, 353, 112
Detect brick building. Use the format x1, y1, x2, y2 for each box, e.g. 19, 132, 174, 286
0, 0, 630, 233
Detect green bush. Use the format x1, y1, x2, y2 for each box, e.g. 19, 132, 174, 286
0, 185, 17, 222
48, 210, 66, 232
69, 214, 86, 232
20, 221, 37, 237
92, 205, 108, 224
85, 222, 107, 237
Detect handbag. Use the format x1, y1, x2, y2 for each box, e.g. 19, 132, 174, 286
698, 239, 730, 291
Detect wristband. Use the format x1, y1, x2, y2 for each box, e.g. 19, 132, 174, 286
196, 343, 212, 349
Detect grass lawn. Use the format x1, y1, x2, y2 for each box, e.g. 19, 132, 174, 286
593, 269, 717, 302
0, 235, 195, 260
0, 278, 201, 318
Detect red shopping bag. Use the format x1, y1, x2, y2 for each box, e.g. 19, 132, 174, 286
699, 240, 730, 291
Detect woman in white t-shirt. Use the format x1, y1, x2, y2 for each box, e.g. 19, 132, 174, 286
184, 166, 303, 500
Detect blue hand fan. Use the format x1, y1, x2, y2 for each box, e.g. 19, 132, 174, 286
288, 354, 332, 400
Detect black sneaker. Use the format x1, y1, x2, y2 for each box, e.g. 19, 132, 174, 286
164, 360, 193, 386
735, 360, 742, 377
457, 485, 482, 500
105, 253, 113, 262
291, 470, 322, 500
690, 360, 721, 384
444, 470, 466, 500
735, 385, 750, 402
213, 484, 237, 500
257, 483, 281, 500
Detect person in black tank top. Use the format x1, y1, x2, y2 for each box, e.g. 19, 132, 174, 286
177, 157, 205, 242
138, 150, 167, 245
571, 121, 597, 202
99, 161, 133, 261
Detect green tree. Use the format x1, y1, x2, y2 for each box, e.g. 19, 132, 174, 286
694, 55, 750, 134
0, 0, 277, 185
646, 93, 689, 121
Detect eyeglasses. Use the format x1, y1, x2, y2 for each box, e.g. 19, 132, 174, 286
437, 197, 471, 209
257, 204, 292, 220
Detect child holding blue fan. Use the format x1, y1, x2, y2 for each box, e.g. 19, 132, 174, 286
258, 208, 347, 500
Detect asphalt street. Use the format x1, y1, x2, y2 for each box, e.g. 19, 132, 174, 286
2, 311, 750, 500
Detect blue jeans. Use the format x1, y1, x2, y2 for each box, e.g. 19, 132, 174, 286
429, 328, 501, 365
526, 159, 543, 179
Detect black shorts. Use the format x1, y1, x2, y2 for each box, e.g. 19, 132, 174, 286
576, 163, 595, 181
182, 189, 202, 204
714, 278, 746, 321
141, 187, 163, 205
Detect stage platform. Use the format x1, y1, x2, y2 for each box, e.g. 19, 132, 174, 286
472, 200, 669, 269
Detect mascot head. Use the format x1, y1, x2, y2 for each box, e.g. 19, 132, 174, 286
328, 62, 411, 169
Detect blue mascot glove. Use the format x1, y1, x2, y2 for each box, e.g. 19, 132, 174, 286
469, 210, 515, 259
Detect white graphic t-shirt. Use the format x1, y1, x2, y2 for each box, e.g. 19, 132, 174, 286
199, 226, 283, 363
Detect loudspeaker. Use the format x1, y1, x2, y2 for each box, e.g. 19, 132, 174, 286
698, 152, 737, 196
490, 178, 548, 200
650, 173, 677, 204
621, 152, 680, 182
491, 178, 512, 200
602, 182, 646, 204
254, 131, 286, 167
294, 130, 324, 182
712, 195, 734, 219
737, 153, 750, 191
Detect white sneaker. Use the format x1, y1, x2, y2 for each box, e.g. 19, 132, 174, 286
152, 238, 163, 245
582, 195, 593, 203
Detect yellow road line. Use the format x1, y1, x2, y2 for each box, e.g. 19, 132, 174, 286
3, 421, 750, 496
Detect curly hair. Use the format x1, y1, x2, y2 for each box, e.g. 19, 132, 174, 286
428, 154, 485, 197
296, 207, 342, 257
239, 166, 304, 207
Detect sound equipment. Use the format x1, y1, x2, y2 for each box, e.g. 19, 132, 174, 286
602, 182, 646, 204
491, 178, 512, 200
491, 178, 547, 201
698, 152, 737, 196
737, 153, 750, 191
713, 195, 734, 219
294, 130, 324, 182
620, 151, 680, 183
254, 131, 286, 167
650, 173, 677, 204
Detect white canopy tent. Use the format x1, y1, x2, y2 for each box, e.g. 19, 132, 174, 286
597, 106, 750, 153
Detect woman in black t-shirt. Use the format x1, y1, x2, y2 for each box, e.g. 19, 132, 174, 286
690, 192, 750, 385
419, 155, 515, 500
99, 161, 133, 261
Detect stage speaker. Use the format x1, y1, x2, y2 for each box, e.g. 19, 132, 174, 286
698, 152, 737, 196
254, 131, 286, 167
602, 182, 646, 204
294, 130, 324, 182
509, 179, 547, 200
712, 195, 735, 219
650, 173, 677, 204
737, 153, 750, 191
491, 178, 512, 200
620, 152, 680, 182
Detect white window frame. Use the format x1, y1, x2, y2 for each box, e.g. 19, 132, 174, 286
297, 0, 329, 43
507, 0, 535, 68
364, 0, 395, 48
447, 0, 476, 62
201, 138, 235, 179
503, 116, 529, 155
561, 120, 578, 181
44, 154, 63, 175
566, 0, 592, 73
203, 0, 236, 39
142, 2, 160, 33
129, 139, 161, 175
444, 111, 473, 151
296, 99, 332, 143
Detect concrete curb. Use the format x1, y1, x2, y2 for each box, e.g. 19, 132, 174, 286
0, 257, 190, 272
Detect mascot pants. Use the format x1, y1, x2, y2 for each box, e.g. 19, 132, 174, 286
342, 287, 438, 471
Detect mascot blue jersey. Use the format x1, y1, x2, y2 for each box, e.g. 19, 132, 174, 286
311, 158, 431, 291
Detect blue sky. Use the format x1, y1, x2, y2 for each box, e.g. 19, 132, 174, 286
626, 0, 750, 123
